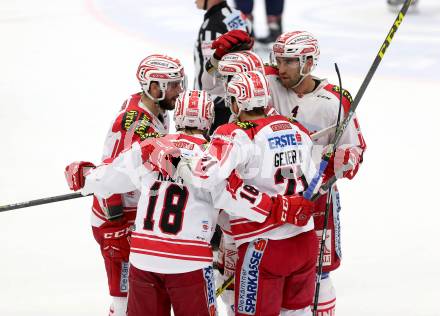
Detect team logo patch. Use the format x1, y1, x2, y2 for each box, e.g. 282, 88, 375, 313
267, 132, 302, 149
120, 261, 129, 293
133, 114, 152, 140
121, 110, 139, 131
203, 266, 217, 316
236, 121, 257, 130
237, 239, 267, 315
332, 86, 353, 103
270, 122, 291, 132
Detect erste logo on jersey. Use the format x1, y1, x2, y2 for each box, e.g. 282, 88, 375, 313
267, 131, 302, 149
237, 239, 267, 315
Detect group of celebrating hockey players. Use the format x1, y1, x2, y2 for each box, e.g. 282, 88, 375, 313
64, 1, 366, 315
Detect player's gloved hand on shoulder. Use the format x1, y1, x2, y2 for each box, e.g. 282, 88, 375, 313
139, 135, 181, 178
206, 30, 254, 73
271, 194, 314, 226
212, 30, 254, 60
95, 218, 132, 262
64, 161, 96, 191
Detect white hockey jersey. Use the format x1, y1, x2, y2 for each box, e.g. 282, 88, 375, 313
90, 92, 169, 228
265, 66, 366, 173
179, 115, 318, 247
83, 133, 276, 273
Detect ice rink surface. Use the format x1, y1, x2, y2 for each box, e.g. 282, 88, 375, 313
0, 0, 439, 315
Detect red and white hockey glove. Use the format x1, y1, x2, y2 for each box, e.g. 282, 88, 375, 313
212, 30, 254, 60
332, 145, 362, 179
96, 218, 132, 262
139, 135, 182, 178
271, 194, 314, 226
64, 161, 96, 191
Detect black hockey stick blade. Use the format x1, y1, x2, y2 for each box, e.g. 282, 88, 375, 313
0, 192, 92, 213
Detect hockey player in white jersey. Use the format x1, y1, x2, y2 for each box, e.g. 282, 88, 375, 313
202, 49, 273, 315
268, 31, 367, 315
65, 53, 184, 316
177, 71, 320, 316
65, 89, 315, 316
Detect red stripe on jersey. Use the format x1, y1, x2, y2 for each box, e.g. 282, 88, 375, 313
353, 117, 367, 150
175, 133, 207, 146
232, 222, 283, 240
317, 298, 336, 306
131, 232, 209, 245
131, 234, 212, 260
130, 248, 212, 262
110, 139, 120, 159
229, 218, 251, 225
92, 206, 107, 221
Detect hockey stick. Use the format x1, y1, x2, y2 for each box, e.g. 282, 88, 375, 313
0, 192, 92, 213
310, 124, 337, 141
303, 0, 414, 201
312, 63, 343, 315
216, 274, 234, 297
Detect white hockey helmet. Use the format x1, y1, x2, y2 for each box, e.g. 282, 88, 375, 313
271, 31, 320, 76
174, 90, 215, 131
136, 54, 186, 101
218, 50, 266, 77
226, 71, 270, 111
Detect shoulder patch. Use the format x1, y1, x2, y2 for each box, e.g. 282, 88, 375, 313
134, 114, 153, 140
236, 121, 257, 130
121, 110, 139, 131
142, 132, 162, 139
332, 86, 353, 104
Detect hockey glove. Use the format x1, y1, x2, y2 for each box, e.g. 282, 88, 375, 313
272, 194, 314, 226
206, 30, 254, 73
212, 30, 254, 60
139, 135, 182, 178
64, 161, 96, 191
331, 145, 362, 179
95, 218, 132, 262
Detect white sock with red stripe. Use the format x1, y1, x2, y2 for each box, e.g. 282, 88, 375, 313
316, 276, 336, 315
280, 306, 312, 315
108, 296, 127, 316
